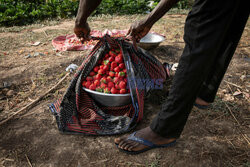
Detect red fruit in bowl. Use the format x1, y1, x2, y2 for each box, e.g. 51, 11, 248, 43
101, 77, 107, 83
118, 72, 125, 77
108, 82, 114, 88
111, 87, 118, 94
111, 62, 117, 69
86, 76, 93, 81
95, 74, 102, 80
123, 78, 127, 83
115, 84, 120, 90
119, 81, 126, 89
109, 71, 115, 77
108, 56, 114, 62
113, 77, 120, 84
103, 65, 109, 71
85, 81, 92, 88
115, 56, 123, 64
98, 69, 105, 75
93, 66, 99, 73
109, 51, 116, 57
120, 89, 127, 94
107, 76, 113, 82
104, 87, 111, 94
115, 48, 120, 54
114, 67, 120, 72
89, 84, 96, 90
104, 54, 109, 59
82, 81, 86, 87
100, 83, 107, 89
89, 71, 96, 76
123, 69, 127, 73
94, 80, 100, 86
99, 65, 104, 69
119, 63, 125, 69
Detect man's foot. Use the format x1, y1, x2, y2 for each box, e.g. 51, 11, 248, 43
195, 97, 209, 106
194, 97, 210, 109
114, 127, 176, 152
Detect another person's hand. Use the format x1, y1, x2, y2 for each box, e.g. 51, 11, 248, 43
74, 22, 90, 42
127, 19, 152, 42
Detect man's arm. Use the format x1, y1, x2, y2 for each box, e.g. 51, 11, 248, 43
75, 0, 102, 27
74, 0, 102, 40
128, 0, 180, 41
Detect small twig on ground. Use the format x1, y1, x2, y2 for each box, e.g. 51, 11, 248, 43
225, 136, 236, 150
226, 83, 233, 94
25, 154, 33, 167
43, 30, 48, 37
0, 73, 70, 126
224, 80, 243, 89
224, 102, 250, 145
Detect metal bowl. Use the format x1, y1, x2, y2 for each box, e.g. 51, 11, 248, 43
137, 33, 165, 50
83, 87, 131, 107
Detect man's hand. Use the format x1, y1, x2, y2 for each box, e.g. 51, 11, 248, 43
74, 22, 90, 42
127, 20, 152, 42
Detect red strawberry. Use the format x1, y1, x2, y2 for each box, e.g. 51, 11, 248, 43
104, 87, 111, 94
93, 66, 99, 73
123, 78, 127, 83
82, 81, 86, 87
104, 54, 109, 59
123, 69, 127, 73
85, 81, 92, 88
101, 77, 107, 83
109, 51, 116, 57
111, 87, 118, 94
119, 63, 125, 69
108, 56, 115, 62
86, 76, 93, 81
115, 84, 120, 90
111, 62, 117, 69
89, 84, 96, 90
120, 89, 127, 94
118, 72, 125, 77
115, 56, 123, 64
94, 80, 100, 86
113, 77, 120, 84
109, 71, 115, 77
107, 76, 113, 82
119, 81, 126, 89
89, 71, 96, 76
114, 67, 120, 72
98, 69, 105, 75
103, 65, 109, 71
115, 48, 120, 54
108, 82, 115, 88
95, 74, 102, 80
100, 83, 107, 89
99, 65, 104, 69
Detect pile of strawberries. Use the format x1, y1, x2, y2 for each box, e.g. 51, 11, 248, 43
82, 48, 129, 94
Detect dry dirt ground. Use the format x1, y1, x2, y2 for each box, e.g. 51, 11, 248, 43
0, 14, 249, 167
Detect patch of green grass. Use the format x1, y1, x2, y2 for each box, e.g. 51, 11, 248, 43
147, 154, 162, 167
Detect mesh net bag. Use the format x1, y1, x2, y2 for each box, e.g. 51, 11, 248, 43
50, 35, 167, 135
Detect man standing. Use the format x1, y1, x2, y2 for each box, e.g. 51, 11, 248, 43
74, 0, 249, 154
